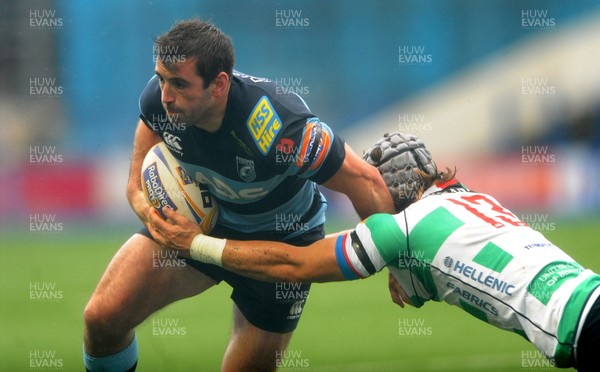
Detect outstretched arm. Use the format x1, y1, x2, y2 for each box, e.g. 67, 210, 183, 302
221, 236, 345, 283
148, 206, 347, 283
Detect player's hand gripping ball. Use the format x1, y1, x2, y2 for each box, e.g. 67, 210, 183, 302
141, 142, 218, 233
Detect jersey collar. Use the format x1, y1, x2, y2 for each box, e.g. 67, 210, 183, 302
421, 179, 467, 198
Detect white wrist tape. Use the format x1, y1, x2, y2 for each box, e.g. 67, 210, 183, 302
189, 234, 226, 266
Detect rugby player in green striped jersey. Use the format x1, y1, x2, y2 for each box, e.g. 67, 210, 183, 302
150, 132, 599, 370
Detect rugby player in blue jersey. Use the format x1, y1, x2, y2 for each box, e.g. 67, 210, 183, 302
153, 132, 600, 371
83, 20, 393, 372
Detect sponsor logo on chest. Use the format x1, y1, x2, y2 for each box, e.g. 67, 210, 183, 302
247, 96, 282, 155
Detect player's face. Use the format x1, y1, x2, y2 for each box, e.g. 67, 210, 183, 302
154, 58, 216, 129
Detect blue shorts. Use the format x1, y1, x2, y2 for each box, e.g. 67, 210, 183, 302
138, 224, 324, 333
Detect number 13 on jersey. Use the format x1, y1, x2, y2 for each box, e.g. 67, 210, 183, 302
448, 194, 527, 228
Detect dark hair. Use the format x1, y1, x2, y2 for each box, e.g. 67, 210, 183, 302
153, 19, 235, 88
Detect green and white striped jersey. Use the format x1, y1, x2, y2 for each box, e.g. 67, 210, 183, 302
334, 181, 600, 367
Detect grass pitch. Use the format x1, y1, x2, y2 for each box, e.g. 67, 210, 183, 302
1, 218, 597, 371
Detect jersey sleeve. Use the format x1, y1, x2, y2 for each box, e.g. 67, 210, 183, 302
138, 75, 166, 132
282, 118, 345, 184
334, 213, 404, 280
334, 212, 428, 308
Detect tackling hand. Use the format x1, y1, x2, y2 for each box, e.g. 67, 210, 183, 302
147, 206, 203, 251
388, 272, 413, 308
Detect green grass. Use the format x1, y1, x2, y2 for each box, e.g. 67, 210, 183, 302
1, 218, 598, 371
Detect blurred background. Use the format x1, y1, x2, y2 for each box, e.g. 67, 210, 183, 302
2, 0, 600, 225
1, 0, 599, 371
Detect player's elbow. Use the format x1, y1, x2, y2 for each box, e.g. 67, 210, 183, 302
349, 170, 394, 218
360, 173, 379, 195
125, 178, 140, 201
363, 162, 387, 191
363, 163, 395, 214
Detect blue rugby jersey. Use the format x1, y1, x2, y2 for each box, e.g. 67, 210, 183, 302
139, 71, 345, 237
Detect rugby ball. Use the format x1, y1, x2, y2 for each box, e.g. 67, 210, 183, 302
141, 142, 218, 233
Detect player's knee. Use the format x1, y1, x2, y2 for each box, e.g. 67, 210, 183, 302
83, 299, 105, 333
83, 297, 121, 337
223, 324, 293, 371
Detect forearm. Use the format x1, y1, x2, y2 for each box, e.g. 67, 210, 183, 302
148, 200, 344, 283
351, 171, 395, 218
188, 235, 345, 283
222, 240, 307, 282
323, 144, 395, 219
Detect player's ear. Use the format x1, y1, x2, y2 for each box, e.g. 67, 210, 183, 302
211, 72, 230, 98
